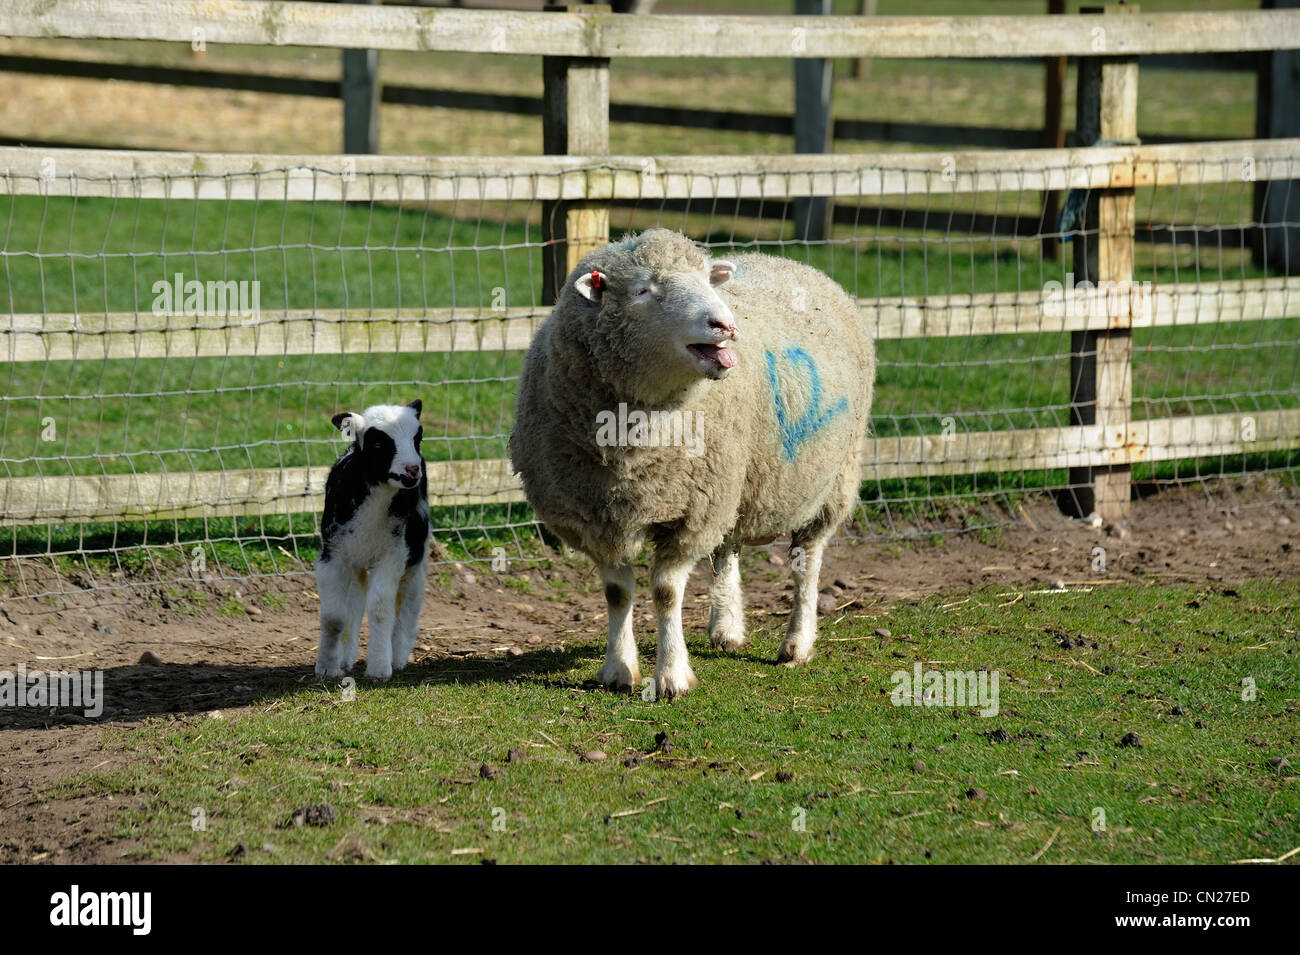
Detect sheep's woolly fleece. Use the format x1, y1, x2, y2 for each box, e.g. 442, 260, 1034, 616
510, 228, 875, 567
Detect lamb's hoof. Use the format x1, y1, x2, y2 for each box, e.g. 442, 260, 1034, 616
315, 662, 343, 679
776, 643, 815, 667
710, 633, 751, 652
655, 666, 698, 701
364, 665, 393, 681
597, 661, 641, 694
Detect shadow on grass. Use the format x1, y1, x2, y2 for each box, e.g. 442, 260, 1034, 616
0, 643, 614, 730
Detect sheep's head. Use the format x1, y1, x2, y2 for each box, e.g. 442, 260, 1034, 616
571, 230, 738, 399
331, 400, 424, 489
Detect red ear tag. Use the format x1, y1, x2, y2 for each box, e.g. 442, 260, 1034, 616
590, 270, 604, 291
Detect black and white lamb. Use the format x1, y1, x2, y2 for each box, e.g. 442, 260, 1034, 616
315, 400, 430, 680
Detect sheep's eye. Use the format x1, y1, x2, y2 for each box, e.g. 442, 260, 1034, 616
631, 286, 652, 300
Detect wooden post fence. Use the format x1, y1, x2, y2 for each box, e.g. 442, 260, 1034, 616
1066, 5, 1138, 524
542, 4, 612, 305
341, 0, 380, 155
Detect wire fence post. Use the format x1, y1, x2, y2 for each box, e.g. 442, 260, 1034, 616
341, 0, 380, 154
1041, 0, 1067, 261
542, 3, 611, 305
1067, 4, 1138, 523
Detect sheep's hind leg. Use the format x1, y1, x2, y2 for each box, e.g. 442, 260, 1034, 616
708, 543, 749, 651
777, 533, 827, 666
596, 563, 640, 693
389, 562, 426, 672
652, 559, 697, 700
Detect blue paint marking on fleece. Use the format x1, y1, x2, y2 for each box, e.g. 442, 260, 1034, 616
764, 347, 849, 462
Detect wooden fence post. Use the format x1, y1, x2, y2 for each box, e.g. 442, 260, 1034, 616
849, 0, 877, 80
1041, 0, 1067, 260
542, 4, 611, 306
341, 0, 379, 154
1253, 0, 1300, 276
1065, 5, 1137, 523
793, 0, 833, 242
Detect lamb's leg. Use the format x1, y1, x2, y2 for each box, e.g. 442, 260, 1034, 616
363, 560, 403, 680
596, 563, 640, 693
315, 559, 351, 678
341, 570, 366, 673
708, 543, 749, 651
652, 559, 697, 699
389, 562, 426, 672
777, 533, 827, 666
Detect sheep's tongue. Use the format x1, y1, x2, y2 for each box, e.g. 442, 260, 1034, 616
714, 345, 737, 368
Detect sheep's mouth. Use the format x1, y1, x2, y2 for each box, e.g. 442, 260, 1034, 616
389, 473, 420, 489
687, 342, 737, 371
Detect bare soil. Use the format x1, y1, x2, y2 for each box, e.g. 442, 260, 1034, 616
1, 479, 1296, 863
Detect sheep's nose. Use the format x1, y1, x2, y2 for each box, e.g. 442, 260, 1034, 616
403, 464, 420, 477
708, 315, 738, 340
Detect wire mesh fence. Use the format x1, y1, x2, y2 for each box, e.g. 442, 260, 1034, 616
2, 150, 1298, 600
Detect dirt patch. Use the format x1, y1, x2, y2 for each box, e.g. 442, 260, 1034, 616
1, 479, 1296, 862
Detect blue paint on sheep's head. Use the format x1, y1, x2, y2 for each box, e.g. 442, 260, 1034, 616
569, 230, 741, 401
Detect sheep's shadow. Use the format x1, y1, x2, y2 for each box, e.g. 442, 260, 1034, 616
0, 643, 612, 730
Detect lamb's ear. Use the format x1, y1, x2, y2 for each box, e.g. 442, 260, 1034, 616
407, 399, 422, 418
709, 260, 736, 287
332, 411, 366, 443
574, 269, 608, 303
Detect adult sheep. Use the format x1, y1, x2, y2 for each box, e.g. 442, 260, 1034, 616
510, 229, 874, 699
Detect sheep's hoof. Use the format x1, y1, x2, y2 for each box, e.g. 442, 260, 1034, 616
597, 662, 641, 694
709, 631, 751, 652
655, 668, 698, 701
775, 644, 815, 667
364, 666, 393, 681
315, 663, 343, 679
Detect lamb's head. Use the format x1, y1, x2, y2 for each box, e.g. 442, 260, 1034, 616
570, 230, 738, 399
331, 400, 424, 489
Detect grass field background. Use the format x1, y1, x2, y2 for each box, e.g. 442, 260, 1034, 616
59, 580, 1299, 864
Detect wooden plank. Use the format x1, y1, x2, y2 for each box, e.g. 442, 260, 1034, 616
4, 409, 1296, 525
866, 277, 1300, 340
0, 458, 523, 525
1, 307, 546, 363
3, 141, 1298, 202
5, 277, 1296, 363
3, 3, 1299, 58
865, 408, 1300, 480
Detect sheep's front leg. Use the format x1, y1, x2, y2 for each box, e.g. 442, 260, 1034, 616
596, 563, 640, 693
777, 535, 826, 666
708, 543, 748, 651
652, 560, 697, 699
363, 560, 404, 680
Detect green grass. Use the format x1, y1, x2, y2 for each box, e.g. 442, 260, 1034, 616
60, 580, 1299, 864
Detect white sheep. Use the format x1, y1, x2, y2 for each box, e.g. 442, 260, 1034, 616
315, 401, 430, 680
510, 230, 875, 698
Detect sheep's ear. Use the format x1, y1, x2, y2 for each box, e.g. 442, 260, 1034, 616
709, 260, 736, 287
574, 269, 608, 303
407, 399, 422, 418
332, 411, 366, 443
